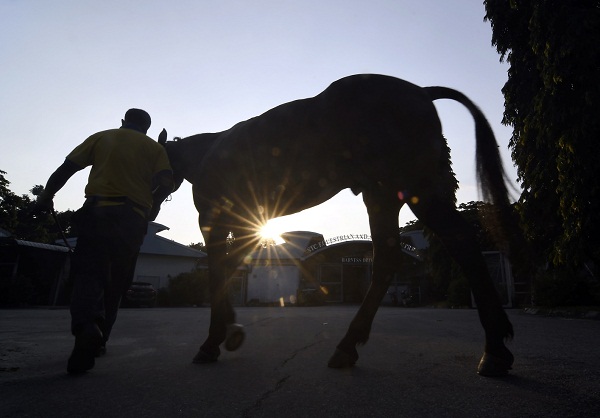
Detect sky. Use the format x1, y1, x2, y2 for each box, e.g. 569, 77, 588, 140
0, 0, 518, 246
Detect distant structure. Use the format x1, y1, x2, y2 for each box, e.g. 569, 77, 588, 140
236, 229, 515, 308
0, 223, 206, 306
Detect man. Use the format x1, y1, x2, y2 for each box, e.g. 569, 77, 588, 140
36, 109, 174, 374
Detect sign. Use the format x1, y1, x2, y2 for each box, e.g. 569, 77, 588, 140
341, 257, 373, 264
305, 234, 371, 253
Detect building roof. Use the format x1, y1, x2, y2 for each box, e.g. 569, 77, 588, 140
400, 230, 429, 250
249, 230, 428, 263
0, 237, 71, 253
304, 239, 373, 260
140, 223, 206, 258
250, 231, 324, 262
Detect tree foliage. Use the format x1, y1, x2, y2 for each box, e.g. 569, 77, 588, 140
0, 170, 75, 243
163, 269, 209, 306
484, 1, 600, 269
189, 242, 206, 252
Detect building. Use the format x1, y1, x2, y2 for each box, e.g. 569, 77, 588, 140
237, 229, 516, 308
133, 222, 206, 290
0, 228, 71, 306
245, 231, 327, 306
244, 231, 379, 306
0, 223, 206, 306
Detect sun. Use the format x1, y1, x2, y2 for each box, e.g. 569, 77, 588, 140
258, 220, 285, 244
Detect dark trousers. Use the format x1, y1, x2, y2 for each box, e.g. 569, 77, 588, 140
69, 204, 147, 341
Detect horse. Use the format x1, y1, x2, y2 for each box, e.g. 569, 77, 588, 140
159, 74, 515, 377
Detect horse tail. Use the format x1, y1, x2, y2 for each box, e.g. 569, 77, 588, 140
424, 86, 511, 209
424, 86, 526, 264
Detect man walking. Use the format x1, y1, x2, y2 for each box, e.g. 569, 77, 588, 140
36, 109, 174, 374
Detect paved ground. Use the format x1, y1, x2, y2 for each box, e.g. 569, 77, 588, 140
1, 306, 599, 417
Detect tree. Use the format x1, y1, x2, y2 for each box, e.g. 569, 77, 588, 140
484, 1, 600, 271
1, 170, 45, 241
0, 170, 75, 243
164, 269, 209, 306
189, 242, 206, 252
258, 237, 277, 248
0, 170, 20, 232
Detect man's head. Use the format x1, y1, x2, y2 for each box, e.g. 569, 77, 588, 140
122, 108, 151, 133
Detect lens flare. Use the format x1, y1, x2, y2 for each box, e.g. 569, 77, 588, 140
259, 222, 284, 243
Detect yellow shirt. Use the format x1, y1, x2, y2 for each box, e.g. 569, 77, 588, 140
66, 128, 172, 209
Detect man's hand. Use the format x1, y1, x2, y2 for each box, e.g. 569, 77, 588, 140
34, 159, 82, 215
33, 191, 54, 213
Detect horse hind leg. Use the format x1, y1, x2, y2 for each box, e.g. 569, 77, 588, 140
328, 187, 403, 368
409, 196, 514, 376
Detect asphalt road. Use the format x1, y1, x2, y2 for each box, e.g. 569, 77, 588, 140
1, 306, 599, 417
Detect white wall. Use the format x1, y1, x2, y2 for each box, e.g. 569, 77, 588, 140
247, 265, 299, 305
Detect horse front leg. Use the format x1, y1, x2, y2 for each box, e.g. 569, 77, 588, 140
328, 188, 402, 368
193, 225, 256, 363
193, 227, 237, 363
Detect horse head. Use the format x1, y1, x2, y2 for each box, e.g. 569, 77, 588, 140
162, 138, 186, 194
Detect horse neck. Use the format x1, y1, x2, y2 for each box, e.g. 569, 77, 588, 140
169, 133, 218, 181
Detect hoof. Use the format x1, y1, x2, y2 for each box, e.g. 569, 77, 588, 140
477, 352, 514, 377
192, 347, 220, 364
327, 348, 358, 369
224, 323, 245, 352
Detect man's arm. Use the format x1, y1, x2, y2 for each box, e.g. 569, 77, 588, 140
148, 169, 174, 221
35, 159, 83, 212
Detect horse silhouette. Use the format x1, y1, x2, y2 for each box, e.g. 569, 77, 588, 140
159, 74, 515, 376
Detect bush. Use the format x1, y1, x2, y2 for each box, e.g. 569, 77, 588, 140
163, 269, 209, 307
533, 269, 600, 307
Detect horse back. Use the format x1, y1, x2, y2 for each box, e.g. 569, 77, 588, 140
188, 74, 445, 217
